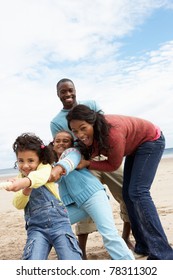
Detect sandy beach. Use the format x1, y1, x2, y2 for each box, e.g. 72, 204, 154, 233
0, 157, 173, 260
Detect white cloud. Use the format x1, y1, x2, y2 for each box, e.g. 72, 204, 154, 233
0, 0, 173, 168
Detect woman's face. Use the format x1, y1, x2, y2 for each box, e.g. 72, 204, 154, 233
53, 131, 73, 156
69, 120, 94, 147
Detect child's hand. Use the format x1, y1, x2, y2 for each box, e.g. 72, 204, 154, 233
48, 165, 65, 182
22, 186, 32, 196
3, 178, 31, 192
0, 181, 13, 190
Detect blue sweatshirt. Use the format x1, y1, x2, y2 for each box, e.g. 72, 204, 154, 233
50, 100, 102, 137
56, 148, 104, 207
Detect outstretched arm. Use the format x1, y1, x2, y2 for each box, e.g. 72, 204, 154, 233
3, 163, 52, 192
49, 148, 81, 182
3, 177, 31, 192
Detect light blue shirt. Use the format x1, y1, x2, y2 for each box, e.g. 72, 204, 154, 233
50, 100, 102, 137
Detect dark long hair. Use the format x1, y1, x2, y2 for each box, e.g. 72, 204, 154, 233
66, 104, 112, 158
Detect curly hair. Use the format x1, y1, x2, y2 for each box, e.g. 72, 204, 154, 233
13, 133, 55, 165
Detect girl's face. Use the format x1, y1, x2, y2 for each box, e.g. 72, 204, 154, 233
69, 120, 94, 147
17, 150, 40, 177
53, 132, 73, 156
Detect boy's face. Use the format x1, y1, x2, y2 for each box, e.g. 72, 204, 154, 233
57, 81, 77, 109
17, 150, 40, 177
53, 132, 73, 157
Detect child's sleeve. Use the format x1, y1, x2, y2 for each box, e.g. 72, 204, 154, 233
27, 163, 52, 188
55, 148, 81, 176
13, 190, 29, 209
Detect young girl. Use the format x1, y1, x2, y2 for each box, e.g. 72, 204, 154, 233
49, 130, 134, 260
66, 104, 173, 260
4, 132, 82, 260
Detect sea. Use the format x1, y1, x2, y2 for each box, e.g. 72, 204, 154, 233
0, 148, 173, 179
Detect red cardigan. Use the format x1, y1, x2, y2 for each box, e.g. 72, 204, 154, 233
89, 114, 161, 172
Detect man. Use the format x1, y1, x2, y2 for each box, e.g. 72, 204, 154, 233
50, 78, 134, 259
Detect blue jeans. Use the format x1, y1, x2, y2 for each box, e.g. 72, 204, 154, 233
67, 190, 134, 260
123, 133, 173, 259
23, 187, 82, 260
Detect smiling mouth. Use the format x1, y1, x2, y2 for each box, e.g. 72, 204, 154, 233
58, 146, 65, 150
22, 171, 30, 176
80, 138, 90, 146
65, 96, 74, 101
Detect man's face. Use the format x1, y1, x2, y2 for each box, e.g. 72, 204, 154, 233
57, 81, 77, 109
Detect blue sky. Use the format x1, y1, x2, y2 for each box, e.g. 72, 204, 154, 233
0, 0, 173, 169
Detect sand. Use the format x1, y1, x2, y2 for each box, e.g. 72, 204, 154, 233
0, 157, 173, 260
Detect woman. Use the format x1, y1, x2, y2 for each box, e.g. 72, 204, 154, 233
66, 104, 173, 260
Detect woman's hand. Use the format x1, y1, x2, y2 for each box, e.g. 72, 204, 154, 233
76, 159, 90, 170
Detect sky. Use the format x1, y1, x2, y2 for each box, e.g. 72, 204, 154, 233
0, 0, 173, 169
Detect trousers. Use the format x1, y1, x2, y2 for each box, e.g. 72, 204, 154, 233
75, 163, 129, 235
123, 133, 173, 260
23, 186, 82, 260
67, 190, 134, 260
